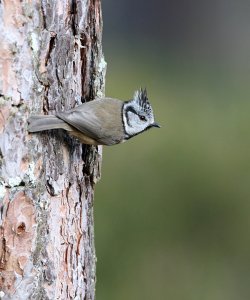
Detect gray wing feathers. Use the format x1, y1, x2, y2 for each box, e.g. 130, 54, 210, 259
56, 98, 124, 145
57, 109, 102, 140
28, 115, 73, 132
28, 98, 124, 145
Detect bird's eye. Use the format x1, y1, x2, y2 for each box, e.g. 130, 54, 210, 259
139, 115, 146, 121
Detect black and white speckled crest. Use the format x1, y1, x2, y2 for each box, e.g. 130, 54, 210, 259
133, 88, 152, 114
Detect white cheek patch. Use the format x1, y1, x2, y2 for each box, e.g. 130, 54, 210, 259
123, 111, 139, 136
122, 98, 155, 138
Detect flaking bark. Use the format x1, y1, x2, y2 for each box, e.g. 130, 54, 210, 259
0, 0, 105, 299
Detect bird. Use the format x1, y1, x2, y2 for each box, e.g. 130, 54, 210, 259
28, 88, 160, 146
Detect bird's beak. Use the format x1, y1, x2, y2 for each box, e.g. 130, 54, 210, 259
152, 122, 161, 128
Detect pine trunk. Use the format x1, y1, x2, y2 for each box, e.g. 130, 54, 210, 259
0, 0, 105, 299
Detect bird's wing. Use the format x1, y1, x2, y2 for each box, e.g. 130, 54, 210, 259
56, 98, 124, 144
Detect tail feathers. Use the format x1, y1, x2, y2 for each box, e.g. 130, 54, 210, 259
28, 115, 73, 132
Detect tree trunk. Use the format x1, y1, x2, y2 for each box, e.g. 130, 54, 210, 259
0, 0, 105, 299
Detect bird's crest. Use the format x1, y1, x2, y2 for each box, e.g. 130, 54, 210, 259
133, 88, 152, 113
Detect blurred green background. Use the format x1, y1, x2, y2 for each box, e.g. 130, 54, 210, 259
95, 1, 250, 299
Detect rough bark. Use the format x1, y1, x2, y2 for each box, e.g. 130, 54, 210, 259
0, 0, 105, 299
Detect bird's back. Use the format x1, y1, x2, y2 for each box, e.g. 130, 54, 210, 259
56, 98, 125, 145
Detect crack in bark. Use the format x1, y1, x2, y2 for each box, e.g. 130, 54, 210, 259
0, 148, 3, 169
45, 34, 56, 67
80, 32, 88, 101
11, 101, 24, 108
45, 179, 55, 196
43, 85, 50, 114
70, 0, 77, 36
41, 0, 47, 30
55, 67, 63, 88
0, 206, 3, 220
1, 180, 26, 189
0, 233, 7, 270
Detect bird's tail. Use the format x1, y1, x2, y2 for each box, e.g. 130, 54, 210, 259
27, 115, 73, 132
